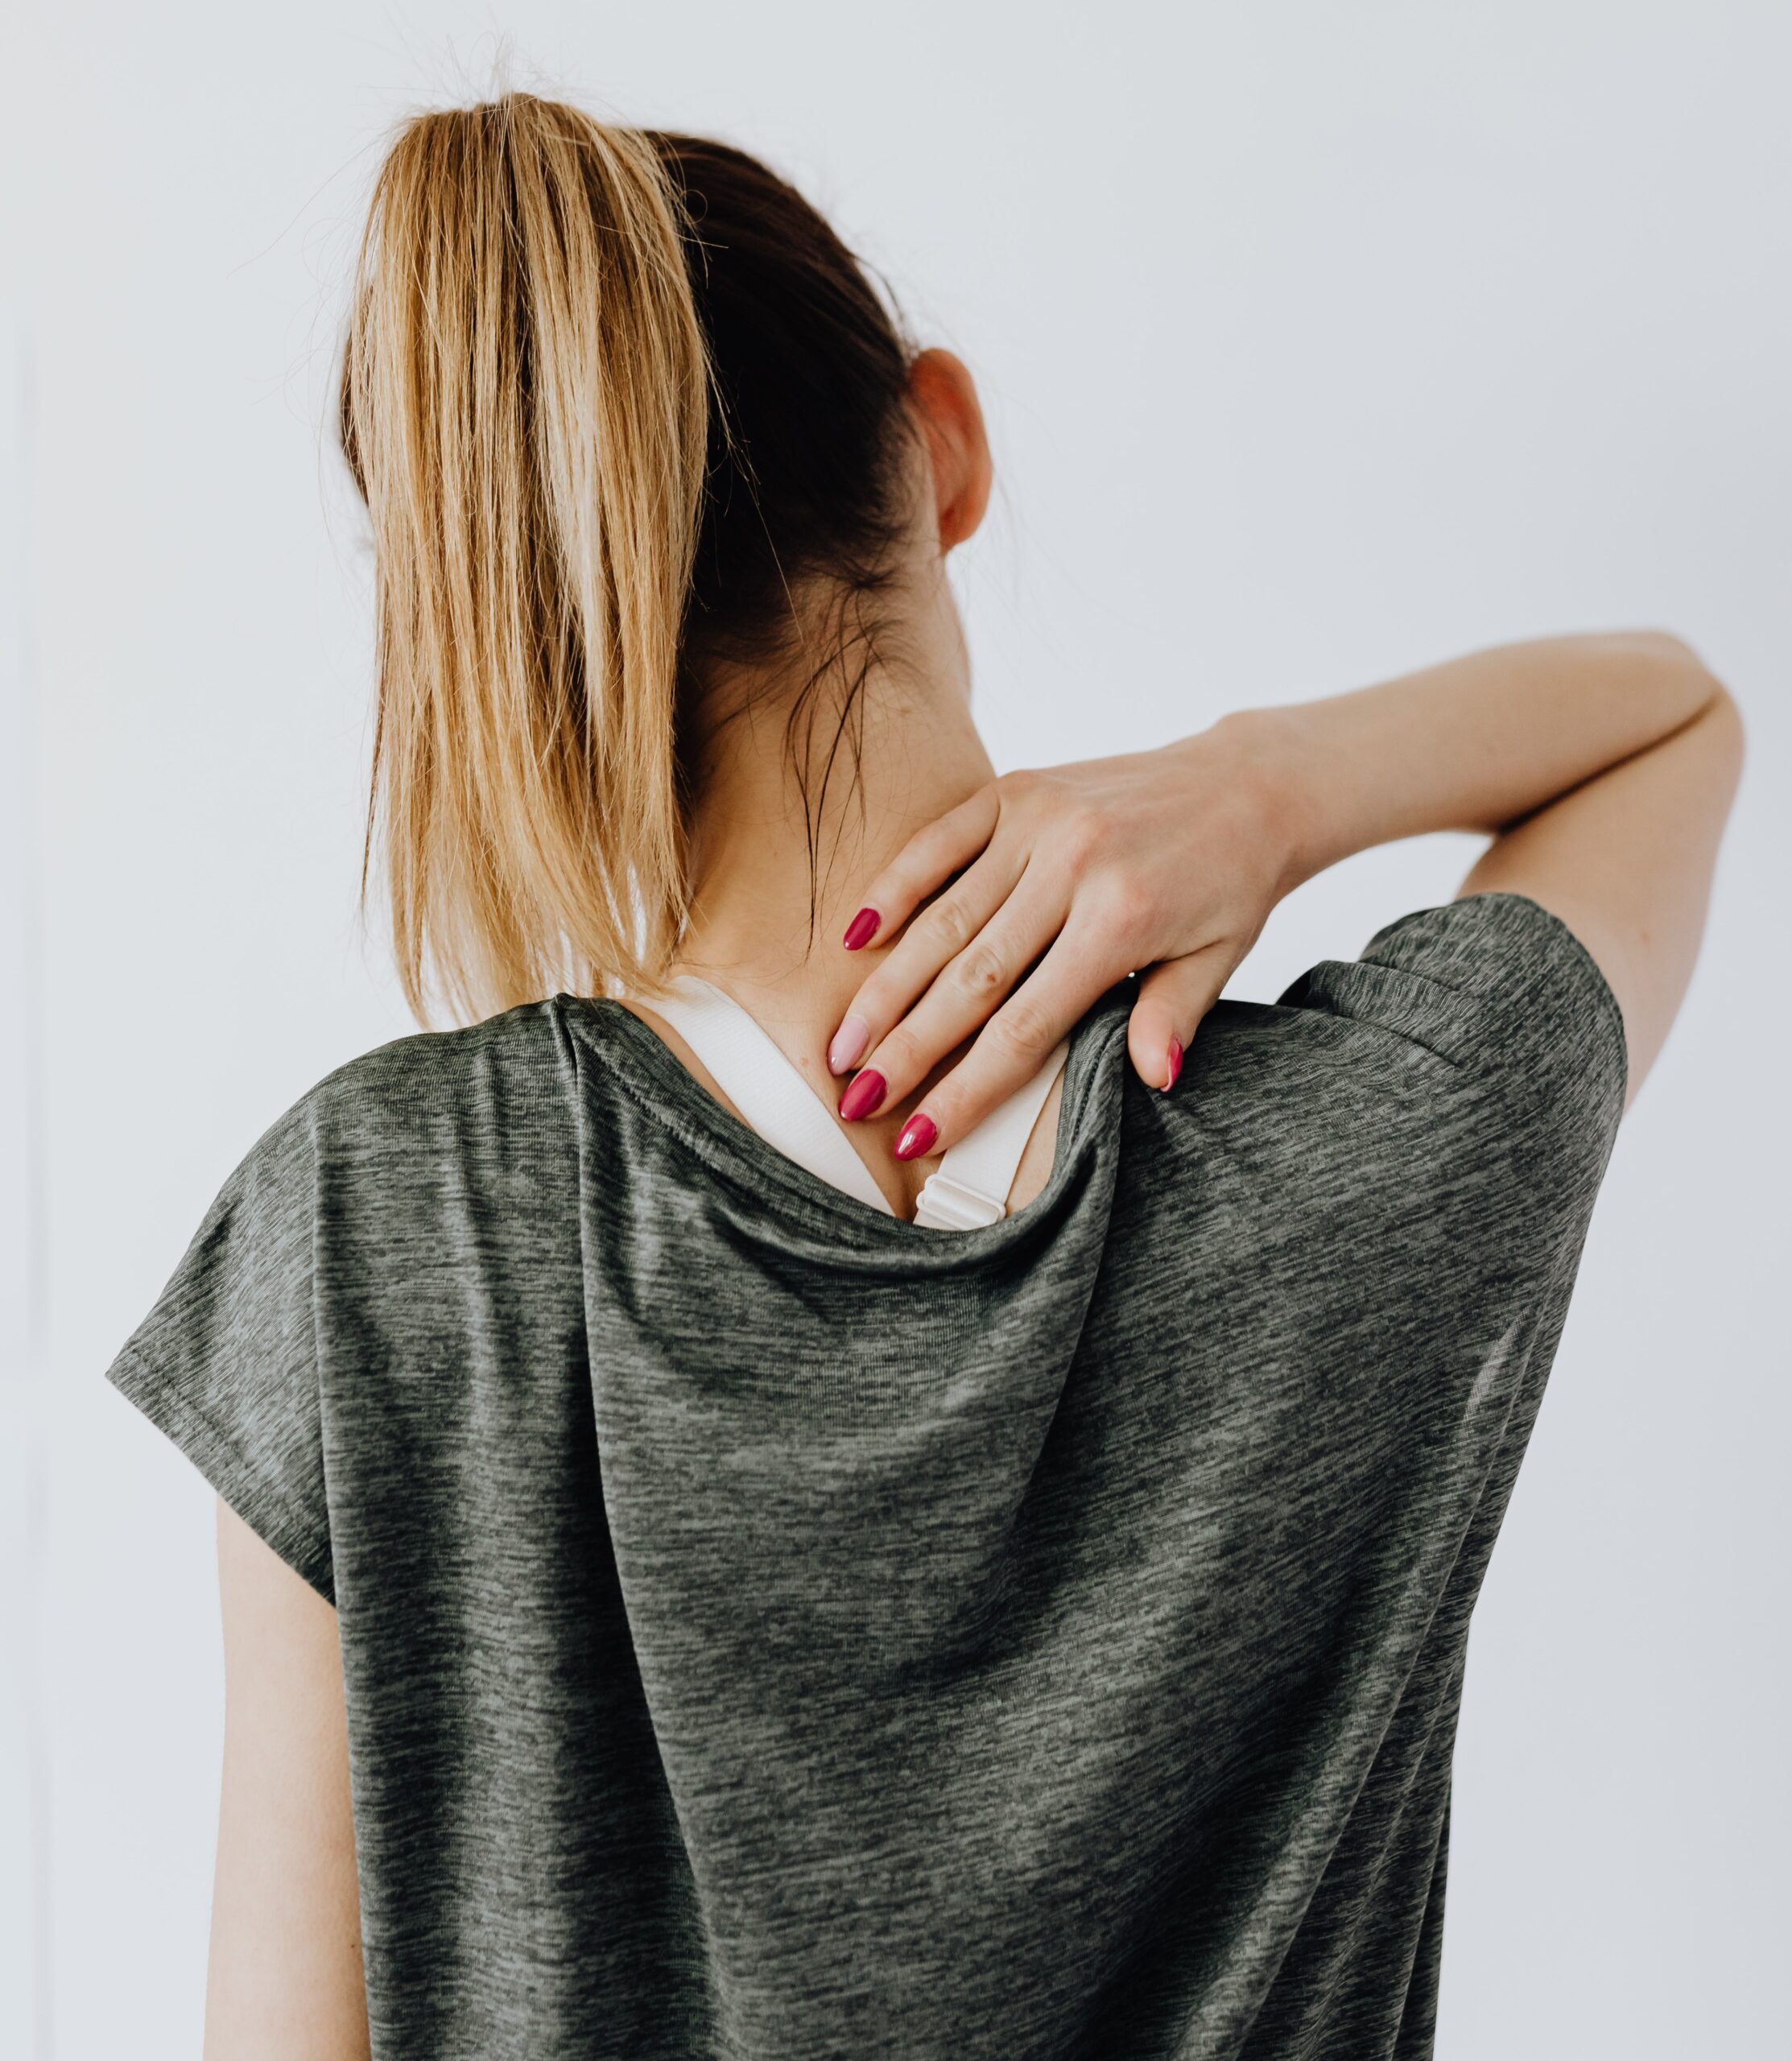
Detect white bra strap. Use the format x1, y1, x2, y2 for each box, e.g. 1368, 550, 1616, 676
646, 977, 897, 1216
644, 976, 1068, 1230
915, 1040, 1070, 1230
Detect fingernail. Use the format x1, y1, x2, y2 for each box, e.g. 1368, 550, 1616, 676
1163, 1039, 1183, 1092
894, 1112, 938, 1161
828, 1015, 869, 1076
838, 1068, 886, 1122
842, 907, 880, 951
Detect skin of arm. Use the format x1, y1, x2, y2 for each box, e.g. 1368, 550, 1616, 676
1266, 630, 1745, 1107
832, 632, 1744, 1137
208, 1497, 370, 2059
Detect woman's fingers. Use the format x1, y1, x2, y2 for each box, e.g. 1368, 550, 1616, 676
1126, 945, 1234, 1092
821, 738, 1278, 1154
838, 783, 1001, 954
848, 916, 1119, 1156
827, 844, 1030, 1076
850, 937, 1237, 1168
834, 868, 1064, 1114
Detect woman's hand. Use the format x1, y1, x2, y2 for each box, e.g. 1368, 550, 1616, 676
828, 714, 1300, 1155
826, 634, 1737, 1159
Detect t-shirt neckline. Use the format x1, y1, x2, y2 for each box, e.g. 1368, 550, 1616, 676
555, 984, 1135, 1254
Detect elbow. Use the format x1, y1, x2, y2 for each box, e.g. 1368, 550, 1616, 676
1628, 626, 1704, 664
1609, 628, 1736, 727
1654, 638, 1745, 763
1618, 627, 1719, 682
1703, 678, 1747, 784
1661, 643, 1745, 788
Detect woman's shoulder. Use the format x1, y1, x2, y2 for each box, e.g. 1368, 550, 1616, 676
302, 995, 573, 1130
1270, 892, 1627, 1117
178, 998, 588, 1272
1137, 894, 1629, 1250
230, 998, 580, 1206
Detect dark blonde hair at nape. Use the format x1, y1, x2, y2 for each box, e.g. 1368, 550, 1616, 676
339, 95, 915, 1025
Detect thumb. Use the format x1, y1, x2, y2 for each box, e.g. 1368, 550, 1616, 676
1127, 945, 1229, 1092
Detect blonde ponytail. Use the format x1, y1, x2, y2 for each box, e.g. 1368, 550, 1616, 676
341, 93, 709, 1023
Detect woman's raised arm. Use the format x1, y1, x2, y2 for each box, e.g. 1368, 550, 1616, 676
1281, 631, 1743, 1106
829, 632, 1744, 1148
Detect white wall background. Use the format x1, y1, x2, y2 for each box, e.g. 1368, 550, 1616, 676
3, 3, 1786, 2055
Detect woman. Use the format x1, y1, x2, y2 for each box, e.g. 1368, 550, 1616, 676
106, 94, 1741, 2060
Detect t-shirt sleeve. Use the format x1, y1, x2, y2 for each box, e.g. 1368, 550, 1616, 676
104, 1092, 333, 1603
1278, 890, 1629, 1157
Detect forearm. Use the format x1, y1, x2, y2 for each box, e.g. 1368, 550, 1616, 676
1246, 631, 1727, 892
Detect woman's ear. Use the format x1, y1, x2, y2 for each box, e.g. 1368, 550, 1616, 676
906, 348, 993, 551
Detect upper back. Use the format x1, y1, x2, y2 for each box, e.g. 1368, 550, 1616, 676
107, 890, 1625, 2058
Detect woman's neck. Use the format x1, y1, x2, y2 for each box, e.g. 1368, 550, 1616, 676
672, 655, 996, 1060
629, 630, 1068, 1220
623, 576, 1057, 1222
649, 666, 1007, 1217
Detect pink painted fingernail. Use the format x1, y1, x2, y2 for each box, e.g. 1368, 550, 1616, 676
1163, 1039, 1183, 1092
894, 1112, 938, 1161
838, 1068, 886, 1121
828, 1015, 869, 1076
842, 907, 880, 951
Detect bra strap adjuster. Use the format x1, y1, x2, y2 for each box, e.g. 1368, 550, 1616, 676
913, 1171, 1006, 1232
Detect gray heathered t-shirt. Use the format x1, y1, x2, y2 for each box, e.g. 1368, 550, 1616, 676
106, 892, 1627, 2060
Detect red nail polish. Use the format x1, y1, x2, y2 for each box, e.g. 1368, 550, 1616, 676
894, 1113, 938, 1161
838, 1068, 886, 1121
1163, 1039, 1183, 1092
842, 907, 880, 951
